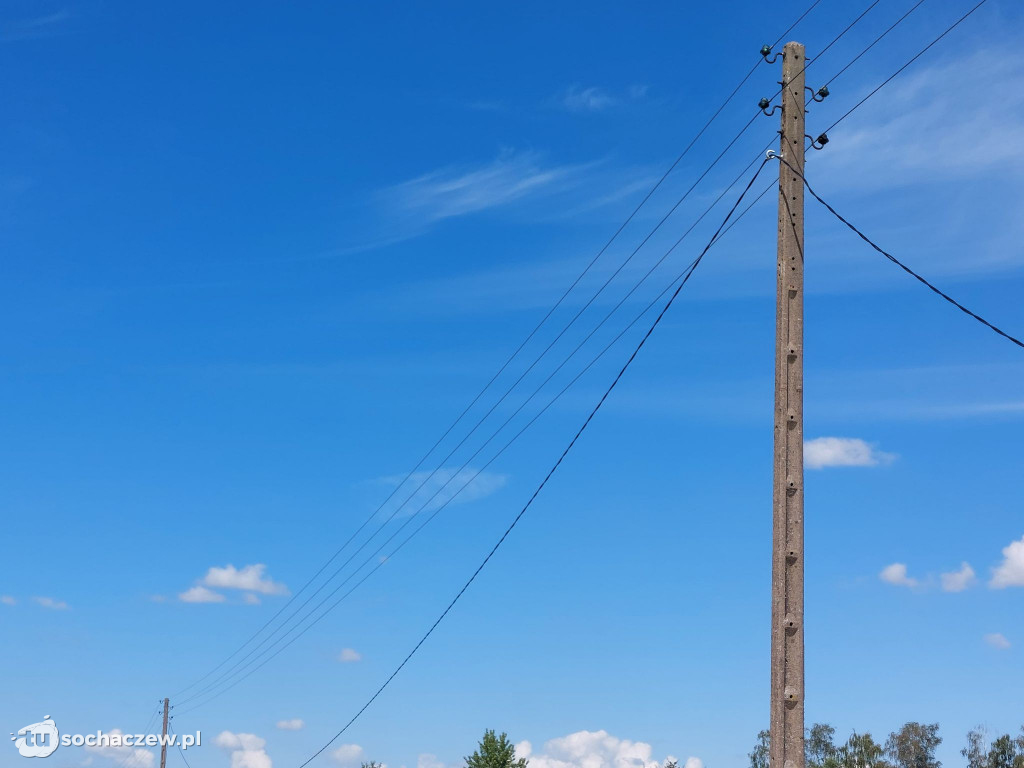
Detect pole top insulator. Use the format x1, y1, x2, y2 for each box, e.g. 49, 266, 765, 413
760, 44, 772, 57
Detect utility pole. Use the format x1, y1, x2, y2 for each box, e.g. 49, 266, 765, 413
771, 41, 805, 768
159, 698, 170, 768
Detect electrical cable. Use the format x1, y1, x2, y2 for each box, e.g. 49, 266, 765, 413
824, 0, 990, 133
775, 155, 1023, 348
170, 0, 826, 700
292, 156, 772, 768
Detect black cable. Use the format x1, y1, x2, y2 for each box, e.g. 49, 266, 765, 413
293, 156, 772, 768
171, 1, 825, 699
824, 0, 990, 133
775, 155, 1023, 349
772, 0, 825, 48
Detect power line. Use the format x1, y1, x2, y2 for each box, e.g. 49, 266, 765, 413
170, 0, 826, 700
167, 723, 194, 768
293, 155, 773, 768
821, 0, 929, 89
775, 155, 1023, 349
824, 0, 990, 134
174, 140, 782, 714
175, 116, 772, 712
178, 0, 902, 712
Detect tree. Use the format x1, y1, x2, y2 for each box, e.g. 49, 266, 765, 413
987, 732, 1024, 768
749, 729, 770, 768
963, 727, 989, 768
362, 762, 385, 768
885, 723, 941, 768
465, 730, 528, 768
838, 732, 892, 768
807, 724, 838, 768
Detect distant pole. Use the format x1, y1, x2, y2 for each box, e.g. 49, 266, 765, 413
159, 698, 170, 768
771, 40, 805, 768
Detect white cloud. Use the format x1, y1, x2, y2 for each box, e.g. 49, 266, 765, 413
32, 596, 69, 610
243, 593, 261, 605
203, 564, 288, 596
179, 585, 226, 603
984, 633, 1011, 650
940, 562, 977, 593
990, 536, 1024, 588
331, 743, 365, 767
880, 563, 918, 588
377, 467, 508, 514
419, 755, 453, 768
804, 437, 895, 469
381, 150, 595, 228
275, 719, 304, 731
83, 729, 155, 767
217, 731, 272, 768
516, 730, 696, 768
562, 86, 617, 112
338, 647, 362, 663
1, 595, 15, 606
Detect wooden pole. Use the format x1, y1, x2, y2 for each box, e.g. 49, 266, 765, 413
159, 698, 170, 768
771, 40, 806, 768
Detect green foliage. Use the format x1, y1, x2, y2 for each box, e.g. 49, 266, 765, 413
885, 722, 942, 768
465, 730, 528, 768
807, 723, 838, 768
362, 762, 384, 768
749, 729, 770, 768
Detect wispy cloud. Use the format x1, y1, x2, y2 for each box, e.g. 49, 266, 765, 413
984, 632, 1011, 650
879, 563, 918, 588
376, 467, 508, 513
32, 596, 69, 610
558, 84, 650, 112
276, 719, 305, 731
1, 595, 15, 606
820, 48, 1024, 188
337, 647, 362, 663
804, 437, 895, 469
381, 150, 595, 228
2, 9, 71, 42
989, 535, 1024, 588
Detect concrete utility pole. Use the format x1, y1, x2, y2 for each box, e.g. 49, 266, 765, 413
159, 697, 170, 768
771, 41, 806, 768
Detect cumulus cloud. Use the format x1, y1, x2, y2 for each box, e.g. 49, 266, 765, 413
217, 731, 272, 768
804, 437, 895, 469
338, 648, 362, 663
203, 564, 288, 595
331, 743, 366, 767
376, 468, 508, 513
83, 728, 155, 767
989, 536, 1024, 588
879, 563, 918, 588
984, 633, 1011, 650
178, 585, 226, 604
33, 596, 69, 610
940, 562, 977, 593
276, 719, 304, 731
516, 729, 696, 768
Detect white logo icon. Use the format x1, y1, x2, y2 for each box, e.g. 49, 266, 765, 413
11, 716, 59, 758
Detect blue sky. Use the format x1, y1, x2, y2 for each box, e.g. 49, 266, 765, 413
1, 2, 1022, 768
